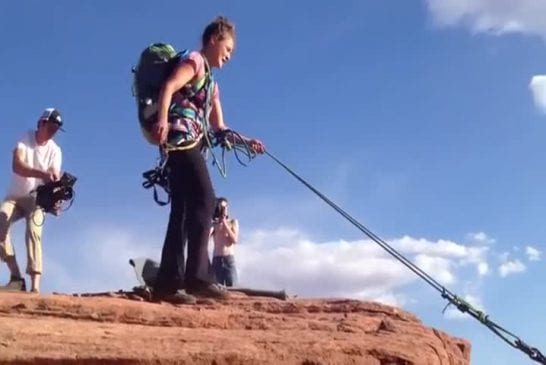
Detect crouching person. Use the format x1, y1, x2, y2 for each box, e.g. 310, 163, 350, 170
0, 108, 63, 293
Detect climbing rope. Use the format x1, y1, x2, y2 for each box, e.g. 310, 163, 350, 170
142, 129, 256, 205
207, 128, 257, 177
265, 150, 546, 365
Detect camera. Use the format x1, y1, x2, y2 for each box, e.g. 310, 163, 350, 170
35, 172, 78, 214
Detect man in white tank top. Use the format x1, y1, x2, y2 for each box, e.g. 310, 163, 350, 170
0, 108, 63, 293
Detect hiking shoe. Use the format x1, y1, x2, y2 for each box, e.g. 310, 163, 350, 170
153, 289, 196, 304
133, 286, 153, 302
0, 276, 26, 292
187, 283, 230, 299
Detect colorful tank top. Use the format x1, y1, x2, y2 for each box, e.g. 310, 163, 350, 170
167, 51, 217, 149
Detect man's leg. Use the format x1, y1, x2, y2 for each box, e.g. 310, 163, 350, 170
5, 256, 22, 280
23, 197, 44, 293
30, 273, 41, 293
0, 200, 25, 291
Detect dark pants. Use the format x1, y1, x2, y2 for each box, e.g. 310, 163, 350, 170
212, 255, 237, 287
154, 146, 216, 295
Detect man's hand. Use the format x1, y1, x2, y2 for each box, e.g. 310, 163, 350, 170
41, 170, 58, 183
51, 201, 62, 216
49, 168, 60, 181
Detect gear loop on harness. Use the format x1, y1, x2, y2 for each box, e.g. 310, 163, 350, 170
143, 128, 258, 206
142, 150, 170, 206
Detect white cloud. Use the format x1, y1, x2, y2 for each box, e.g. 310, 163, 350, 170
530, 75, 546, 114
236, 231, 412, 306
43, 225, 161, 294
236, 230, 490, 307
467, 232, 495, 245
498, 259, 526, 277
394, 236, 469, 258
18, 224, 493, 311
390, 236, 490, 277
425, 0, 546, 39
477, 262, 489, 276
525, 246, 542, 262
414, 254, 455, 285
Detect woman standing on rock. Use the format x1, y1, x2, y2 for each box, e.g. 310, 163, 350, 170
151, 16, 265, 304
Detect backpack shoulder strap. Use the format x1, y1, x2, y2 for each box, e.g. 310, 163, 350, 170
178, 51, 213, 96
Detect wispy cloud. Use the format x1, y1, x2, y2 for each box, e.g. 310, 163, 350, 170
525, 246, 542, 262
477, 262, 489, 276
43, 225, 162, 294
498, 259, 526, 277
467, 231, 495, 245
32, 224, 494, 310
529, 75, 546, 114
424, 0, 546, 39
236, 229, 490, 307
424, 2, 546, 118
26, 222, 540, 316
495, 245, 541, 277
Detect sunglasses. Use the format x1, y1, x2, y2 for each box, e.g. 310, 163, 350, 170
44, 121, 62, 132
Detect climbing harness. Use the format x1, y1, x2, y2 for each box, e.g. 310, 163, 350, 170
265, 150, 546, 365
142, 129, 256, 206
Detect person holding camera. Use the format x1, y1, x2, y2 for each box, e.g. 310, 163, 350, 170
0, 108, 63, 294
211, 197, 239, 287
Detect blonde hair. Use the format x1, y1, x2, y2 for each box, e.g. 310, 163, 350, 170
202, 16, 236, 47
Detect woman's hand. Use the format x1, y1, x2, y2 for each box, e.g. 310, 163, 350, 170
154, 61, 197, 144
248, 138, 265, 154
152, 120, 169, 144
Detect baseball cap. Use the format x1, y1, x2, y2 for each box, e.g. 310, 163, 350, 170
40, 108, 65, 132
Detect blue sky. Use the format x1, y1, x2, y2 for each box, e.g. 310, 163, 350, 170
1, 1, 546, 364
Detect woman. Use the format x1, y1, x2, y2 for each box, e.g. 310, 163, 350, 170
151, 16, 264, 303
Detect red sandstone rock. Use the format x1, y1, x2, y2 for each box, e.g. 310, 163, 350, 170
0, 291, 470, 364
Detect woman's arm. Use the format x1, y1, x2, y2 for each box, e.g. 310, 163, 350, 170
209, 96, 266, 154
209, 90, 227, 132
222, 218, 239, 245
153, 62, 196, 144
